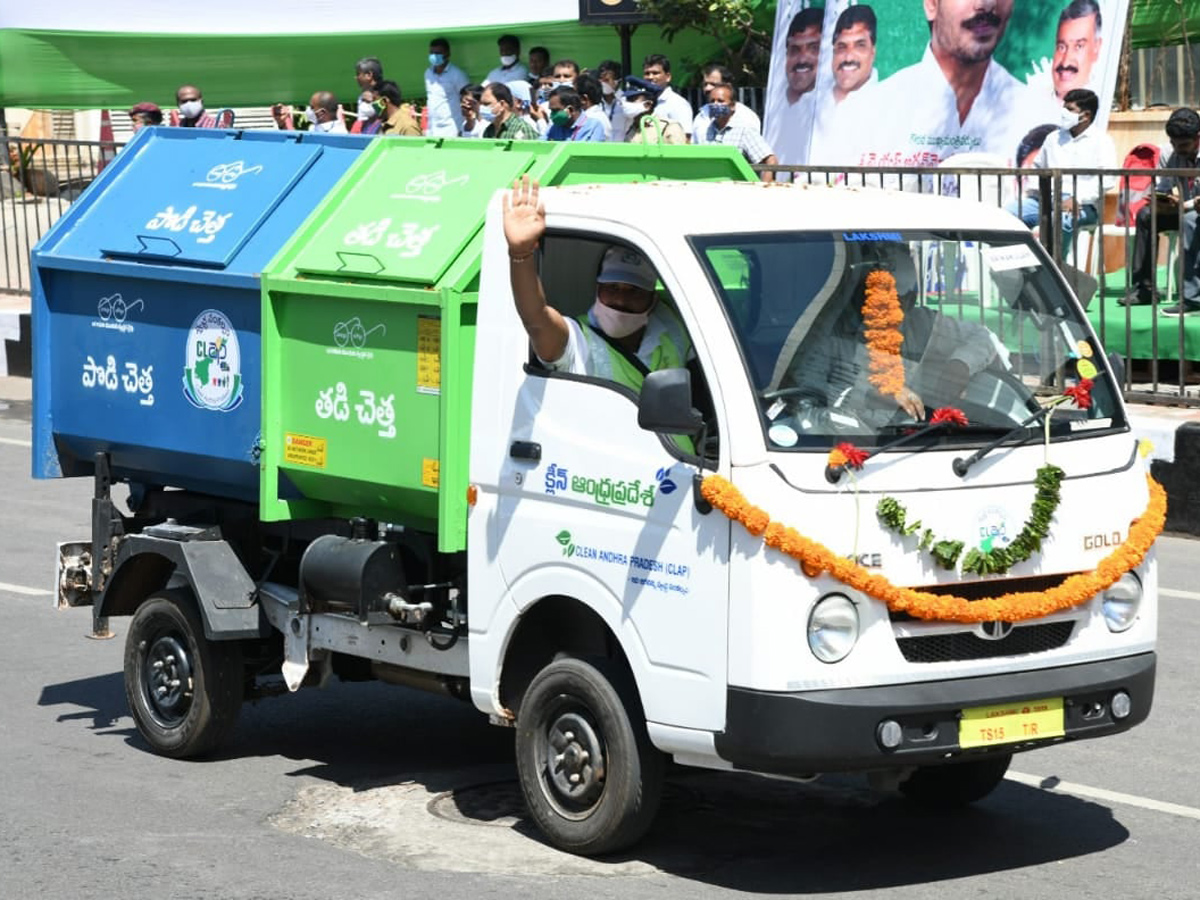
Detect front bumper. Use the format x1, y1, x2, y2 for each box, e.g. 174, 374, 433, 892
714, 653, 1155, 774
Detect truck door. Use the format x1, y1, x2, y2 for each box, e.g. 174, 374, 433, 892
490, 234, 731, 734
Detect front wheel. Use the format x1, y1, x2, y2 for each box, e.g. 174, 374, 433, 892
515, 657, 664, 856
124, 589, 243, 758
899, 753, 1012, 808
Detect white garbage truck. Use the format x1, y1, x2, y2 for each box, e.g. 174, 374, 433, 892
37, 138, 1161, 856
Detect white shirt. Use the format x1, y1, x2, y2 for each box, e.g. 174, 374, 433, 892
424, 62, 469, 137
765, 91, 817, 166
692, 102, 761, 144
483, 61, 529, 86
836, 44, 1059, 168
807, 72, 879, 165
584, 104, 612, 140
654, 86, 694, 136
605, 95, 628, 143
1033, 124, 1117, 207
313, 118, 348, 135
459, 118, 487, 138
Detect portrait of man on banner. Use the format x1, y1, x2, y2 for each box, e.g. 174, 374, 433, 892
765, 0, 1129, 173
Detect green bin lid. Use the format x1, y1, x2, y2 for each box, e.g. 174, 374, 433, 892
292, 145, 539, 285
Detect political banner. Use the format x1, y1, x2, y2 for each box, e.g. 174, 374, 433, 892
764, 0, 1129, 170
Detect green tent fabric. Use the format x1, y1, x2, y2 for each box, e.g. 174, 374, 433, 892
1130, 0, 1200, 49
0, 23, 722, 110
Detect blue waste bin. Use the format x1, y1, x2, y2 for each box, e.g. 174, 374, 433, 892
31, 126, 370, 500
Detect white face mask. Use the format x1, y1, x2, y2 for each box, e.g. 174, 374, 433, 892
591, 294, 651, 339
621, 98, 647, 119
178, 99, 203, 119
500, 54, 518, 67
1059, 108, 1080, 130
304, 106, 319, 126
601, 81, 615, 97
357, 99, 377, 121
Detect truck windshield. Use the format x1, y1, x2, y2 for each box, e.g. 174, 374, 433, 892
691, 230, 1123, 450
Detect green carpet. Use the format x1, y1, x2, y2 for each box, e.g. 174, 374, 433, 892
1093, 266, 1200, 361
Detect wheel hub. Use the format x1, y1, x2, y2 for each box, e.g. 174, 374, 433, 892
545, 711, 606, 810
143, 634, 194, 725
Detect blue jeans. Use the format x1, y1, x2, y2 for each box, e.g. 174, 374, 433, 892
1004, 195, 1098, 261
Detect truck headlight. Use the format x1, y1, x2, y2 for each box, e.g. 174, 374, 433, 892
808, 593, 859, 663
1102, 572, 1142, 632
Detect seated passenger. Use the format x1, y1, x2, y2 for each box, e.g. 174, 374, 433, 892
784, 243, 998, 425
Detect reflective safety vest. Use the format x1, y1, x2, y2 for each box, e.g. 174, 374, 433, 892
574, 307, 691, 393
575, 308, 696, 454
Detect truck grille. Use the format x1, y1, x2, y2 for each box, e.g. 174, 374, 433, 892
897, 621, 1075, 663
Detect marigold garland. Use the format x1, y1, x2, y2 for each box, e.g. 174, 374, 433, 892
700, 473, 1166, 623
862, 270, 906, 399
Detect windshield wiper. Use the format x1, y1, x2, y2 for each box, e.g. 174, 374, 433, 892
951, 407, 1051, 476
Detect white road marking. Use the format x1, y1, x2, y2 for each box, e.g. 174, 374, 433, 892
0, 436, 31, 447
1008, 771, 1200, 821
1161, 587, 1200, 602
0, 581, 51, 597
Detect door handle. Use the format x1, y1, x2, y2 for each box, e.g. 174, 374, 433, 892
509, 441, 542, 462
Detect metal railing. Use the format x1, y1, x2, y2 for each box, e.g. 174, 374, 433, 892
1, 136, 124, 296
2, 135, 1196, 404
763, 163, 1200, 406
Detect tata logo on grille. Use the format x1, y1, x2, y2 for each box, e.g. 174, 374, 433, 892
976, 621, 1014, 641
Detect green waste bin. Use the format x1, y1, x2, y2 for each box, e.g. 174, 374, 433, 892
260, 139, 754, 552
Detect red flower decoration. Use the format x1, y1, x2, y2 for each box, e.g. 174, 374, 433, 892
930, 407, 968, 427
1063, 378, 1093, 410
835, 442, 869, 470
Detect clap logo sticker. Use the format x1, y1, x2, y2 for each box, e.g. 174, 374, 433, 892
183, 309, 244, 412
555, 530, 575, 557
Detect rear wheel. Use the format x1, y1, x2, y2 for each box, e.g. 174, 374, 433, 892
124, 589, 243, 758
515, 657, 664, 856
899, 753, 1013, 808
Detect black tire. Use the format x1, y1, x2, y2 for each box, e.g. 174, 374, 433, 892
515, 657, 665, 856
123, 590, 243, 759
899, 752, 1013, 808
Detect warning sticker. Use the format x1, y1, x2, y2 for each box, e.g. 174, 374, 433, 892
284, 433, 327, 468
417, 316, 441, 395
422, 457, 440, 488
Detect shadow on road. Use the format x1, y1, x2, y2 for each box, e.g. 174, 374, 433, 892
38, 670, 1131, 887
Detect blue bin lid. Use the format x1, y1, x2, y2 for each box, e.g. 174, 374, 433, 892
48, 129, 347, 271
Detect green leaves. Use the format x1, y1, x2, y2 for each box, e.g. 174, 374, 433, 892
878, 464, 1064, 576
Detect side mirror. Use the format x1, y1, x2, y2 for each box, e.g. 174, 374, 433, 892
638, 368, 703, 436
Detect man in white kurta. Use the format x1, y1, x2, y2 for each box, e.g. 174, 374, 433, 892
831, 0, 1059, 170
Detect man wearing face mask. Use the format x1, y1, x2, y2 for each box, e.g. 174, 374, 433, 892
575, 73, 613, 140
544, 87, 606, 142
693, 84, 777, 180
481, 82, 539, 140
484, 34, 529, 87
303, 92, 348, 134
170, 85, 221, 128
691, 64, 760, 143
424, 37, 470, 137
1004, 89, 1113, 260
504, 176, 691, 392
620, 78, 686, 144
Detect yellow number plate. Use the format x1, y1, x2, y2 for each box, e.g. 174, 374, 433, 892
959, 697, 1065, 749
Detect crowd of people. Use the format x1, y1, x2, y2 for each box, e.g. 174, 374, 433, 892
123, 35, 779, 175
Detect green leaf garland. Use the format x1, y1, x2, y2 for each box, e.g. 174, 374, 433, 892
876, 464, 1065, 575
